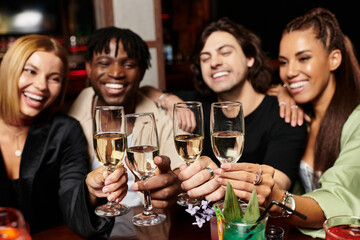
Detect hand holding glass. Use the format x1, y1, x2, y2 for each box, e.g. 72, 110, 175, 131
173, 101, 204, 206
210, 101, 245, 164
93, 106, 129, 217
125, 112, 166, 226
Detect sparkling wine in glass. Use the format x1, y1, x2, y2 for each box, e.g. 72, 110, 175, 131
210, 101, 245, 164
125, 112, 166, 226
0, 207, 31, 240
173, 101, 204, 206
93, 105, 129, 217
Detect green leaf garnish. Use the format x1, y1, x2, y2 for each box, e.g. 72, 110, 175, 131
223, 182, 243, 221
243, 188, 260, 222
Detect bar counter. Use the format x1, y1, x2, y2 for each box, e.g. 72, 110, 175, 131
32, 204, 322, 239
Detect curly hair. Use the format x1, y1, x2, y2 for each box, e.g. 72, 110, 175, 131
191, 17, 272, 96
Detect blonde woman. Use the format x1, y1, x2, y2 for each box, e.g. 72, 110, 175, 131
0, 35, 127, 238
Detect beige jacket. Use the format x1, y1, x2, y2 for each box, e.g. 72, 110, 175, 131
68, 87, 182, 170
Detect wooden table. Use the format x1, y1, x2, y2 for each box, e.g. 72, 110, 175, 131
32, 205, 321, 240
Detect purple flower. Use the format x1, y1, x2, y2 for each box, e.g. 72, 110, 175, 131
192, 215, 206, 228
185, 200, 215, 228
185, 204, 200, 216
202, 208, 215, 221
201, 200, 211, 210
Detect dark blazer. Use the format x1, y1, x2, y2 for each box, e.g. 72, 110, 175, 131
0, 113, 113, 239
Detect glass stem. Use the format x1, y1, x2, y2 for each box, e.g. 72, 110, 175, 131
107, 201, 117, 207
143, 190, 155, 216
106, 168, 117, 207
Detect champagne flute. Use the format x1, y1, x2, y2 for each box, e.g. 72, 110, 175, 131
210, 101, 245, 164
173, 101, 204, 206
0, 207, 31, 240
125, 112, 166, 226
93, 105, 129, 217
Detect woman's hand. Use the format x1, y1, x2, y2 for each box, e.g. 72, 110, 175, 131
214, 163, 275, 206
267, 84, 311, 126
178, 156, 224, 201
85, 165, 128, 207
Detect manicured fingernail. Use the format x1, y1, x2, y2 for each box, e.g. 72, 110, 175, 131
221, 163, 230, 170
103, 187, 109, 193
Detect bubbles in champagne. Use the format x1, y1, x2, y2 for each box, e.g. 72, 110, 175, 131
211, 131, 244, 163
93, 132, 126, 171
174, 134, 204, 164
127, 145, 159, 180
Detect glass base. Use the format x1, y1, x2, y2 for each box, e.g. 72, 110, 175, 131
95, 202, 130, 217
177, 193, 202, 207
132, 212, 166, 226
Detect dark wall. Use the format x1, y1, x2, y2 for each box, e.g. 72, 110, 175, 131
214, 0, 359, 59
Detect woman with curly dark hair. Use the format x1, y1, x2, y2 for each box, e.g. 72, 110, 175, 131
210, 8, 360, 238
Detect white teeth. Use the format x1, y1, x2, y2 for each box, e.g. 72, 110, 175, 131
105, 83, 124, 89
289, 81, 308, 89
212, 72, 229, 78
24, 92, 43, 101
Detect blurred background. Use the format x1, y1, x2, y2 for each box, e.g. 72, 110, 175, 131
0, 0, 358, 102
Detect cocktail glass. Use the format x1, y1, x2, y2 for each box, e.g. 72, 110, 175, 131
265, 225, 284, 240
323, 215, 360, 240
214, 201, 268, 240
222, 216, 267, 240
0, 207, 31, 240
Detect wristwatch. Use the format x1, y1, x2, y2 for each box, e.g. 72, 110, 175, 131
282, 191, 295, 217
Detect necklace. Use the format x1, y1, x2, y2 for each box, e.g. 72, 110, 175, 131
1, 121, 28, 157
14, 132, 25, 157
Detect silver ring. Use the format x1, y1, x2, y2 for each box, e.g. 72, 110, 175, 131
290, 105, 299, 109
253, 165, 263, 185
279, 101, 286, 107
204, 167, 214, 180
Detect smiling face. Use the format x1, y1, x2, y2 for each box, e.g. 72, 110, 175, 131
278, 28, 339, 106
87, 38, 143, 107
199, 31, 254, 94
18, 51, 63, 119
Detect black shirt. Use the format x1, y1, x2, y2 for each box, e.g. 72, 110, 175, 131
0, 113, 113, 238
175, 90, 307, 183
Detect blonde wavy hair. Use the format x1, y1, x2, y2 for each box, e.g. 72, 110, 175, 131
0, 34, 68, 125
